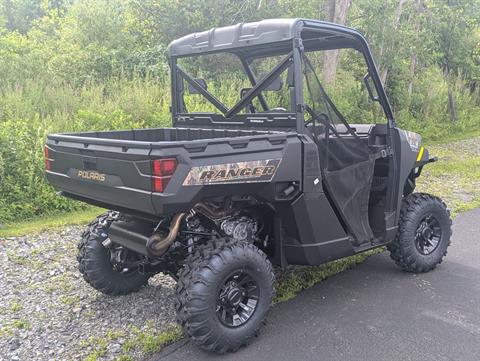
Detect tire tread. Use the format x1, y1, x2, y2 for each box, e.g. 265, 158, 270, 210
77, 212, 149, 295
175, 238, 275, 353
388, 193, 452, 273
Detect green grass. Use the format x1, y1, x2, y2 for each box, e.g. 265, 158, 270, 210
80, 323, 183, 361
0, 207, 104, 238
9, 319, 31, 331
122, 323, 182, 354
81, 330, 126, 361
423, 128, 480, 146
9, 300, 23, 313
82, 338, 108, 361
417, 136, 480, 216
274, 248, 384, 303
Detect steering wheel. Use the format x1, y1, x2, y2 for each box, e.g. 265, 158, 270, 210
304, 105, 328, 126
304, 105, 342, 138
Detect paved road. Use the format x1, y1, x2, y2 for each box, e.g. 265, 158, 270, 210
151, 209, 480, 361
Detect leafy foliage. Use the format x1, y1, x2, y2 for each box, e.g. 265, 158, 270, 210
0, 0, 479, 222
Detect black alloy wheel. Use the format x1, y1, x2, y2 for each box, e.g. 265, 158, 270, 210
414, 213, 442, 255
216, 270, 259, 327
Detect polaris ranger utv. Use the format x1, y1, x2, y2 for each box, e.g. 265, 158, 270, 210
45, 19, 452, 353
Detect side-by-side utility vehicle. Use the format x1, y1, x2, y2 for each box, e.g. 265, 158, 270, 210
45, 19, 452, 353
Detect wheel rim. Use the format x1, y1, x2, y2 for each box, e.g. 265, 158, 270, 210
415, 213, 442, 255
216, 270, 259, 327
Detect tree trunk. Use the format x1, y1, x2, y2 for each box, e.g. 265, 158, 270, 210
380, 68, 388, 86
324, 0, 335, 21
408, 0, 423, 97
3, 0, 15, 31
407, 54, 417, 96
443, 66, 457, 122
447, 87, 457, 122
322, 0, 351, 84
379, 0, 407, 86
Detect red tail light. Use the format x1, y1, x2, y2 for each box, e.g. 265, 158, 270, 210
44, 145, 52, 171
151, 158, 177, 192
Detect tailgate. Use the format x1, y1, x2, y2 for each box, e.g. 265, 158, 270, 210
45, 135, 155, 214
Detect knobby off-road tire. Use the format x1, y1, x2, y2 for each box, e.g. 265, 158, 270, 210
77, 212, 149, 295
388, 193, 452, 273
175, 238, 275, 353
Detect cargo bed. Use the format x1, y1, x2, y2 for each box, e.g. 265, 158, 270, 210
45, 127, 301, 218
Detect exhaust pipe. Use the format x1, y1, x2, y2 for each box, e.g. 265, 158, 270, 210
146, 213, 185, 257
193, 201, 240, 220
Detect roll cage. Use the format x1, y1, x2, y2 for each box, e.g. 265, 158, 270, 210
167, 18, 396, 133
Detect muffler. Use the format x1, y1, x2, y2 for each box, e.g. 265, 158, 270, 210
108, 213, 185, 257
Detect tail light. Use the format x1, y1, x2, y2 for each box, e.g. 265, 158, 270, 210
151, 158, 177, 193
44, 145, 53, 171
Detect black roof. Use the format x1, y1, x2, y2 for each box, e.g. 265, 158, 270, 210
167, 18, 368, 58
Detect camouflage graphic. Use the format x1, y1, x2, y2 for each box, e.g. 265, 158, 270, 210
183, 159, 281, 186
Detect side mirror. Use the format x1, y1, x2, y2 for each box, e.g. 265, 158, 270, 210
363, 73, 380, 102
188, 78, 208, 94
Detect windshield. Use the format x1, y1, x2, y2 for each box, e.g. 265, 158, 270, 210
175, 52, 294, 117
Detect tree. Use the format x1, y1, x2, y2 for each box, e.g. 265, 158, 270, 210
426, 0, 480, 122
3, 0, 15, 31
407, 0, 424, 97
379, 0, 407, 85
322, 0, 352, 83
0, 0, 45, 34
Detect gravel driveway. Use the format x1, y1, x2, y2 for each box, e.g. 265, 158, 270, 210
0, 226, 177, 361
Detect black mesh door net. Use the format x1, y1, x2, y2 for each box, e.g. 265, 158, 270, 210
303, 55, 377, 245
